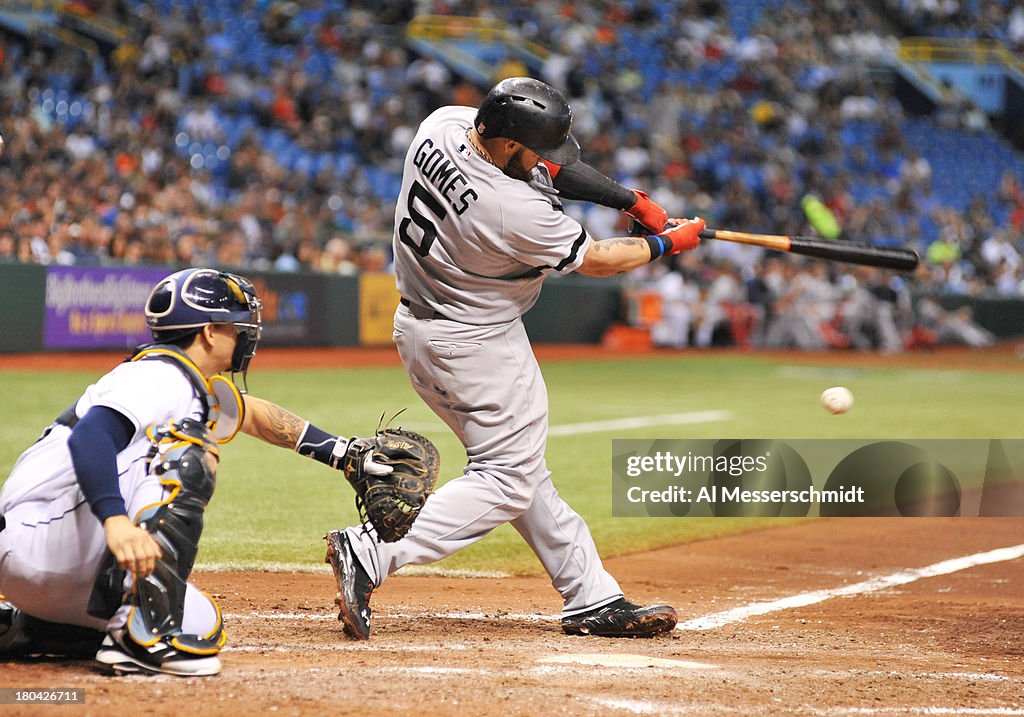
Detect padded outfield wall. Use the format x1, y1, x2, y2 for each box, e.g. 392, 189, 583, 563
0, 264, 622, 353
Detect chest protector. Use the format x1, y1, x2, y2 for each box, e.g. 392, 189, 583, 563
128, 344, 245, 444
54, 345, 244, 444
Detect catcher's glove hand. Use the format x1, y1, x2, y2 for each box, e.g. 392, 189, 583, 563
342, 428, 439, 543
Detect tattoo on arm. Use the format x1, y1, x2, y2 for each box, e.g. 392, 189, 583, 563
250, 401, 306, 448
591, 236, 651, 274
592, 236, 647, 252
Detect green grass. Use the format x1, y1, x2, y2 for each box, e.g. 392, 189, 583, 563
1, 353, 1019, 574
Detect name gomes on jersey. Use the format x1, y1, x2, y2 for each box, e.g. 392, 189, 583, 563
412, 138, 479, 216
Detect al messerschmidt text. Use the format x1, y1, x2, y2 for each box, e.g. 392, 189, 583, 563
627, 484, 865, 505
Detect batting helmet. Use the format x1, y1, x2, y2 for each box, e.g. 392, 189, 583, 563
474, 77, 580, 165
145, 268, 263, 380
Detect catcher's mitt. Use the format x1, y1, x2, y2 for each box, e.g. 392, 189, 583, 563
342, 428, 439, 543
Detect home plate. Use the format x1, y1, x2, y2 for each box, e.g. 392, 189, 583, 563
537, 654, 715, 670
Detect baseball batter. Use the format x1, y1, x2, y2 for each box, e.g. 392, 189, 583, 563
326, 77, 704, 639
0, 268, 413, 675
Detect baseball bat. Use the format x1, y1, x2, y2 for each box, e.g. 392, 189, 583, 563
699, 228, 920, 272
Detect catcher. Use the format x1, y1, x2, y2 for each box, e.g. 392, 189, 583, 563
0, 268, 437, 676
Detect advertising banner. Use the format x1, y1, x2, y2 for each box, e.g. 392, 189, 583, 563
43, 266, 168, 350
41, 267, 334, 350
359, 272, 400, 346
244, 272, 325, 345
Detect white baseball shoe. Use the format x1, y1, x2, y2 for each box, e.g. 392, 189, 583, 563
95, 629, 221, 676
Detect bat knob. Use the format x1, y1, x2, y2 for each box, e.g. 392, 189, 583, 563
628, 218, 679, 236
627, 218, 649, 236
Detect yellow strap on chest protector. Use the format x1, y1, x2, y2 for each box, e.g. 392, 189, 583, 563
207, 375, 244, 443
130, 347, 244, 444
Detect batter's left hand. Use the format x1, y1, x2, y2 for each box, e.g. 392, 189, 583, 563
626, 190, 669, 233
659, 217, 706, 255
103, 515, 163, 576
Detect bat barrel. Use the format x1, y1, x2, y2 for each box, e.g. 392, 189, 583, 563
788, 236, 919, 272
700, 229, 919, 272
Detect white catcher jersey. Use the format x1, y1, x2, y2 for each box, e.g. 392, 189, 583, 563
0, 359, 218, 633
393, 106, 593, 324
0, 360, 204, 517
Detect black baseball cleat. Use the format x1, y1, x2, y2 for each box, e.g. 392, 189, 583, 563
0, 600, 30, 655
324, 530, 375, 640
561, 598, 678, 638
1, 600, 105, 658
0, 599, 15, 635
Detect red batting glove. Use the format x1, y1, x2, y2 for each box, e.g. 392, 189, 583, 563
653, 217, 705, 256
626, 190, 669, 233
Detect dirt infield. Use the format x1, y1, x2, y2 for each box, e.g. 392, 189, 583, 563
3, 518, 1024, 716
3, 345, 1023, 714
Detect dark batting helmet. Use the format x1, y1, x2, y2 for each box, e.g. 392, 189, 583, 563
145, 268, 263, 383
474, 77, 580, 165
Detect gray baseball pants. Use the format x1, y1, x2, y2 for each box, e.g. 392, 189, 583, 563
344, 305, 623, 615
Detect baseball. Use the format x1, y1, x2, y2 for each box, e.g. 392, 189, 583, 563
820, 386, 854, 414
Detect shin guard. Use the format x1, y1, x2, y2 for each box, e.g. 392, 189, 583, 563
126, 419, 224, 654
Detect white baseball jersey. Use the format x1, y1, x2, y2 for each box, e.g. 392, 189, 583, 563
345, 105, 625, 617
393, 106, 593, 323
2, 361, 202, 512
0, 360, 209, 630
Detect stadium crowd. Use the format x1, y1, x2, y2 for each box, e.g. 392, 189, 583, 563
883, 0, 1024, 52
0, 0, 1021, 353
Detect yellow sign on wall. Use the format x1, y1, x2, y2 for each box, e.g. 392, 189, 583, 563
359, 272, 401, 346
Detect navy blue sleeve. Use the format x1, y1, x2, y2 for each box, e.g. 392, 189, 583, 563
67, 405, 136, 522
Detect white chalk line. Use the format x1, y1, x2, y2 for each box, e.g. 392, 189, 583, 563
393, 565, 512, 578
222, 642, 472, 654
814, 669, 1011, 683
587, 698, 1024, 716
678, 543, 1024, 631
537, 653, 714, 670
399, 409, 731, 438
195, 561, 332, 573
196, 562, 511, 578
844, 711, 1024, 716
221, 645, 711, 674
548, 410, 732, 437
223, 610, 556, 623
224, 612, 335, 621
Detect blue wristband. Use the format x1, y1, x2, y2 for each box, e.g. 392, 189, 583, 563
645, 234, 669, 261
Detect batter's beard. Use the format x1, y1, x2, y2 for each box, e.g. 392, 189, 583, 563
501, 148, 534, 182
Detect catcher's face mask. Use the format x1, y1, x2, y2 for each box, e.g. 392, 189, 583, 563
221, 273, 262, 394
145, 268, 263, 393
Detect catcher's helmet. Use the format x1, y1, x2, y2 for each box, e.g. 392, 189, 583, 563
474, 77, 580, 165
145, 268, 263, 383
